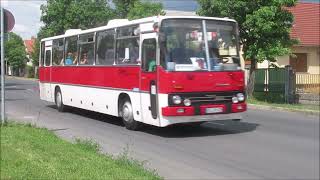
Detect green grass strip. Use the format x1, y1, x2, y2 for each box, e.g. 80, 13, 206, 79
0, 122, 161, 179
247, 98, 320, 112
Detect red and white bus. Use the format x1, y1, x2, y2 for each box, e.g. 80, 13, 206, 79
39, 16, 246, 130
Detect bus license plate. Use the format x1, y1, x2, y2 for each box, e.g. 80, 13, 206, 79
205, 107, 223, 114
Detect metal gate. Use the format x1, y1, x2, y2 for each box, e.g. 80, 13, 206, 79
254, 66, 296, 103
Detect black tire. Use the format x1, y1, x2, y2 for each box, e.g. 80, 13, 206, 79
55, 88, 66, 112
120, 100, 141, 130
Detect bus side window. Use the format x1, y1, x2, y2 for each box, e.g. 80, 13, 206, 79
40, 41, 45, 66
52, 38, 64, 66
45, 50, 51, 66
116, 26, 140, 65
142, 39, 156, 72
79, 33, 95, 65
64, 36, 78, 65
96, 30, 115, 65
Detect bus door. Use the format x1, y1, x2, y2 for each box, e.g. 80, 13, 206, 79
43, 42, 52, 101
140, 33, 158, 124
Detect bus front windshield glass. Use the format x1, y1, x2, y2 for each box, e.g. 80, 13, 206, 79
160, 19, 241, 71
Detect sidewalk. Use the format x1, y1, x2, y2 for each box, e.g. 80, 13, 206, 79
248, 103, 320, 116
5, 75, 38, 81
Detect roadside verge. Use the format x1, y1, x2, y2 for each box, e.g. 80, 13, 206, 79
0, 122, 161, 179
248, 104, 320, 116
5, 75, 38, 81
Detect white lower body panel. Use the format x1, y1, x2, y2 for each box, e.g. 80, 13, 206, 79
40, 83, 244, 127
40, 82, 143, 122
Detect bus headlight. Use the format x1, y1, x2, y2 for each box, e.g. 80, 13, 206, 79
183, 99, 191, 106
172, 95, 182, 104
232, 96, 239, 103
237, 93, 245, 101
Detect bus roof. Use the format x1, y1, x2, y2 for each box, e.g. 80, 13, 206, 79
41, 16, 236, 42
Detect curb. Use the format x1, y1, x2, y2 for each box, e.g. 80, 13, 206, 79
6, 76, 39, 82
248, 104, 320, 116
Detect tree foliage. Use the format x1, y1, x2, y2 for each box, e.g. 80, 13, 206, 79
34, 0, 165, 66
113, 0, 138, 19
5, 32, 26, 71
197, 0, 298, 95
40, 0, 115, 37
31, 39, 40, 66
113, 0, 165, 20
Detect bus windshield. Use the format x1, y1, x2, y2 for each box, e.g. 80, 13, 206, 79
160, 19, 241, 72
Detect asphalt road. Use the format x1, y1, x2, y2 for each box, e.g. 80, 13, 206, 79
3, 77, 320, 180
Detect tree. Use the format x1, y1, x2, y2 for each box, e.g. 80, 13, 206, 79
113, 0, 138, 18
113, 0, 165, 20
32, 0, 116, 76
127, 1, 165, 20
197, 0, 298, 96
31, 39, 40, 67
40, 0, 115, 37
5, 32, 26, 75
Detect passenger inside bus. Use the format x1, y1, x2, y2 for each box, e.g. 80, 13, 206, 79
147, 51, 156, 72
65, 52, 74, 65
80, 52, 88, 64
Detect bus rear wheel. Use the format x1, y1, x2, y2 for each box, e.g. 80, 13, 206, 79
55, 88, 65, 112
121, 100, 141, 130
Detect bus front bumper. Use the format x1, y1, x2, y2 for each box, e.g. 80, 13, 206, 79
159, 112, 246, 127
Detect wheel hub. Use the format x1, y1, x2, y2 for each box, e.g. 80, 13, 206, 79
122, 103, 133, 122
56, 92, 62, 107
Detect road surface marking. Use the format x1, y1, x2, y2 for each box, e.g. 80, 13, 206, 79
23, 116, 35, 119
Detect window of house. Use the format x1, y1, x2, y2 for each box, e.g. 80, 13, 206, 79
290, 53, 308, 73
96, 30, 115, 65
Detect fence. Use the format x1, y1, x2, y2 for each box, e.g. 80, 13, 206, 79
295, 73, 320, 94
253, 66, 296, 103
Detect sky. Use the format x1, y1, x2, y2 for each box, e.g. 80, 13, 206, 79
1, 0, 44, 40
0, 0, 198, 40
1, 0, 318, 40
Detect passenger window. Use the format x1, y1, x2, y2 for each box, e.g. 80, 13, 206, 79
116, 26, 140, 65
96, 30, 115, 65
40, 41, 45, 66
79, 33, 95, 65
142, 39, 156, 72
64, 36, 78, 65
52, 38, 64, 66
45, 50, 51, 66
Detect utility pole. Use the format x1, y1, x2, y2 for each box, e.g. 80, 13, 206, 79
1, 7, 5, 123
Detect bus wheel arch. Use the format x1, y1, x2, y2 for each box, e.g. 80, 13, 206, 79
118, 93, 141, 130
54, 86, 65, 112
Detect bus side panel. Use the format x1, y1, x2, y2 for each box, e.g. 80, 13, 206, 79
39, 67, 54, 102
49, 66, 143, 122
139, 92, 161, 126
52, 83, 142, 121
50, 66, 140, 90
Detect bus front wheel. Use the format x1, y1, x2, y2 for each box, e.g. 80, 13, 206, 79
121, 100, 141, 130
55, 88, 65, 112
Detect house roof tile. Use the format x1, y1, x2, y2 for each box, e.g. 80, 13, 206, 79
287, 2, 320, 46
